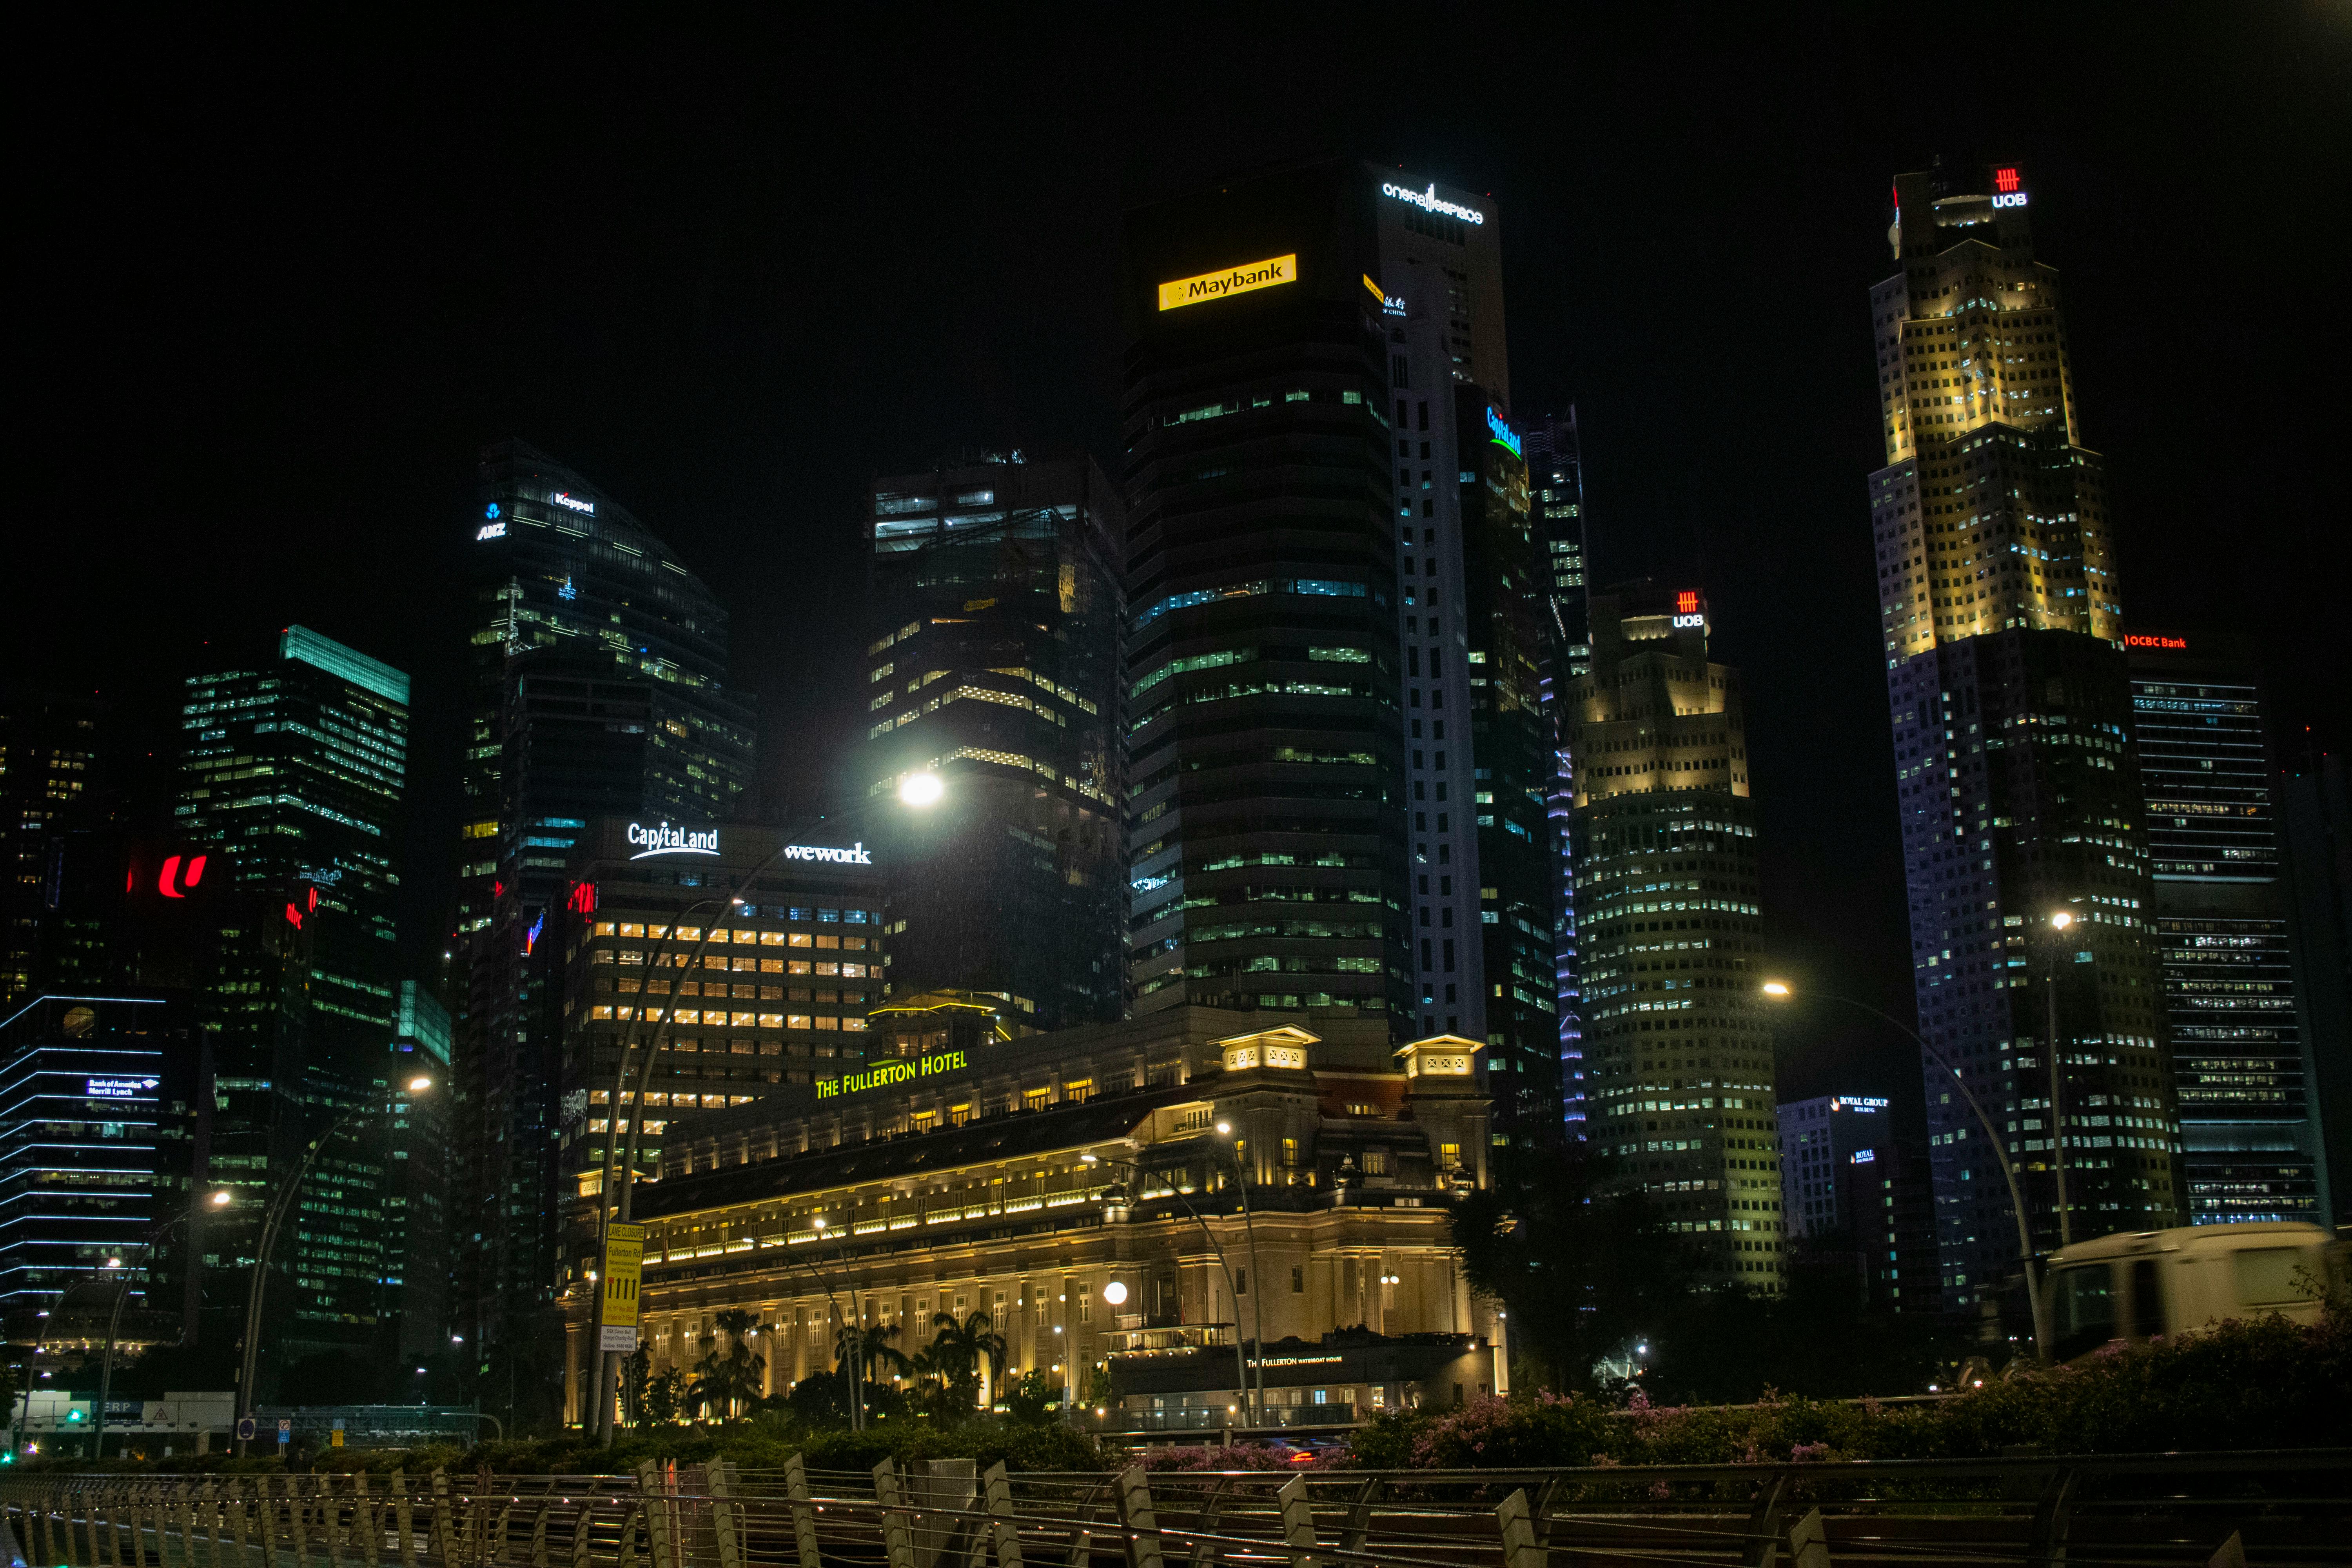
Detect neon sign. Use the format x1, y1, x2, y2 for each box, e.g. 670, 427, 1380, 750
1381, 181, 1486, 226
567, 881, 597, 915
1156, 254, 1296, 312
2125, 633, 2187, 651
1994, 168, 2021, 192
1362, 274, 1405, 317
550, 492, 596, 515
1851, 1148, 1877, 1163
785, 842, 874, 865
156, 855, 207, 899
1672, 590, 1704, 629
816, 1049, 968, 1100
1485, 408, 1521, 459
1990, 168, 2028, 210
476, 522, 506, 541
86, 1078, 159, 1100
627, 822, 720, 860
1830, 1096, 1889, 1110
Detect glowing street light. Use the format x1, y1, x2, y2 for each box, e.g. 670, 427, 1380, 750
898, 772, 946, 808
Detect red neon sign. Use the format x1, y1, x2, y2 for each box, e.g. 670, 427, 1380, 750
157, 854, 208, 899
1994, 167, 2020, 192
1676, 591, 1699, 614
2124, 633, 2188, 651
285, 902, 303, 929
567, 881, 597, 915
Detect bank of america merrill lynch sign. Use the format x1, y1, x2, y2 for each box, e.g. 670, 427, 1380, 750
623, 822, 875, 865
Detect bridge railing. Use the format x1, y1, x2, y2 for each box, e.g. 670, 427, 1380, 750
2, 1448, 2345, 1568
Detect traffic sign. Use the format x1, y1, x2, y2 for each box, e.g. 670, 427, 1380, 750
236, 1417, 256, 1442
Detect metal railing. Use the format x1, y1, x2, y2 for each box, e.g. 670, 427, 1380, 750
2, 1448, 2345, 1568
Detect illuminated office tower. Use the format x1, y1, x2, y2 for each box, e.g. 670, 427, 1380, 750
1123, 158, 1554, 1065
1865, 163, 2182, 1315
385, 981, 452, 1358
1569, 583, 1782, 1285
455, 441, 755, 1356
0, 690, 109, 1008
2127, 633, 2330, 1224
1524, 412, 1591, 1135
178, 626, 410, 1361
857, 454, 1125, 1026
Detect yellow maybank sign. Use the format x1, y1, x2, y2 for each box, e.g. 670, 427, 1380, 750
1157, 253, 1297, 312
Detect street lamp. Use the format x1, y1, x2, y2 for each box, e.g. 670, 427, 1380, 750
1083, 1151, 1257, 1425
1205, 1123, 1269, 1423
2042, 911, 2076, 1247
91, 1190, 234, 1459
1762, 981, 2051, 1365
234, 1080, 434, 1454
591, 779, 945, 1445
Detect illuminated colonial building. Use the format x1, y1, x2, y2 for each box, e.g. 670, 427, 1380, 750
1865, 163, 2183, 1313
1566, 583, 1782, 1286
563, 1008, 1503, 1430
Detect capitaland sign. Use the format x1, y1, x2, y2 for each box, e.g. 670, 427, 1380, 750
816, 1049, 969, 1100
1381, 181, 1486, 226
1156, 254, 1296, 312
1485, 408, 1521, 459
627, 822, 720, 860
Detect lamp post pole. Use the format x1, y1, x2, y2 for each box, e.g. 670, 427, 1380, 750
94, 1194, 229, 1458
234, 1081, 432, 1455
1085, 1154, 1254, 1428
1210, 1127, 1268, 1423
2043, 913, 2075, 1248
592, 779, 943, 1446
1762, 984, 2051, 1366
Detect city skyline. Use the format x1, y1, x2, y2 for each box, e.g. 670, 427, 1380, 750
4, 12, 2346, 1416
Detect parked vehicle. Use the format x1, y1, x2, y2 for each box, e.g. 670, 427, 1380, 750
2041, 1221, 2343, 1362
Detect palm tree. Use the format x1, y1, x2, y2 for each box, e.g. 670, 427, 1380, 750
689, 1308, 768, 1423
835, 1318, 911, 1388
924, 1309, 1007, 1413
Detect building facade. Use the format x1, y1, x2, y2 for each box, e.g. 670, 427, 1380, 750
386, 981, 453, 1357
456, 441, 757, 1355
177, 625, 411, 1361
0, 691, 109, 1010
1524, 412, 1592, 1139
0, 994, 186, 1335
1864, 163, 2184, 1314
553, 818, 887, 1294
563, 1008, 1502, 1428
1120, 159, 1423, 1025
2127, 632, 2331, 1225
1777, 1093, 1896, 1242
857, 454, 1125, 1027
1567, 583, 1781, 1285
2278, 754, 2352, 1228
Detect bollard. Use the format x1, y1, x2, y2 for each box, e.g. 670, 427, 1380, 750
782, 1456, 822, 1568
1276, 1475, 1315, 1568
530, 1497, 549, 1568
1495, 1489, 1539, 1568
428, 1474, 457, 1568
1113, 1468, 1160, 1568
977, 1463, 1020, 1568
874, 1460, 915, 1568
227, 1482, 250, 1568
1785, 1507, 1830, 1568
568, 1501, 594, 1568
705, 1461, 739, 1568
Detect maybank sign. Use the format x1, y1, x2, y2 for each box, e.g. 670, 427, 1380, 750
1382, 181, 1486, 226
817, 1049, 968, 1100
628, 822, 720, 860
1157, 254, 1296, 312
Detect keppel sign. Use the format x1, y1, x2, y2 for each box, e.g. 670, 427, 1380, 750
550, 491, 596, 515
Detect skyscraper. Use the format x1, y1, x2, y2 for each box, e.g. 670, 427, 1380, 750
857, 454, 1125, 1026
1120, 160, 1415, 1026
0, 690, 108, 1008
2279, 753, 2352, 1228
1525, 412, 1592, 1137
385, 980, 452, 1358
1866, 163, 2183, 1314
178, 625, 411, 1360
1569, 582, 1782, 1285
455, 440, 756, 1355
2127, 632, 2330, 1225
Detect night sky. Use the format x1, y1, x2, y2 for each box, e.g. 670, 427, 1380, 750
18, 7, 2347, 1120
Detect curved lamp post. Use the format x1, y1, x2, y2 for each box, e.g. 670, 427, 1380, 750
1208, 1123, 1269, 1423
1083, 1152, 1256, 1430
590, 773, 945, 1445
234, 1076, 434, 1454
1761, 982, 2051, 1366
93, 1190, 233, 1457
